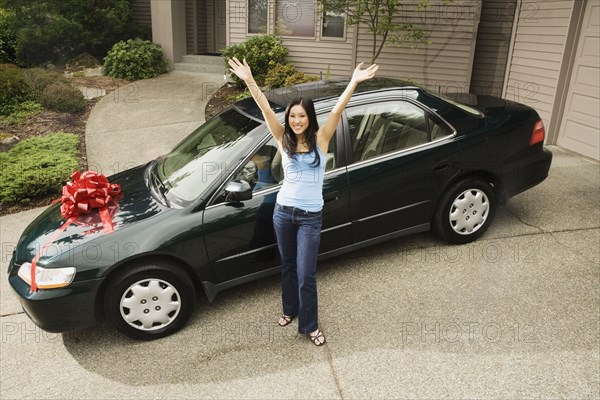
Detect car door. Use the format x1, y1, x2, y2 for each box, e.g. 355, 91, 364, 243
202, 117, 351, 283
344, 98, 462, 243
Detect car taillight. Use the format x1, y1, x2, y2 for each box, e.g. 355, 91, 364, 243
530, 120, 545, 145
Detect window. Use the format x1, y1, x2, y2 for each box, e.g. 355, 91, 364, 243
322, 11, 345, 38
156, 108, 261, 204
347, 101, 437, 162
428, 115, 451, 141
218, 113, 338, 204
248, 0, 268, 34
276, 0, 316, 37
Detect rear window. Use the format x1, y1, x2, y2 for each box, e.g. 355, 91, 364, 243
425, 91, 482, 116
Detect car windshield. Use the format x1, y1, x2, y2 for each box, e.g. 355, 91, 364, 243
155, 108, 262, 205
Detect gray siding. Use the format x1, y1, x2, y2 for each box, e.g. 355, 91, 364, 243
355, 0, 482, 93
131, 0, 152, 26
503, 0, 574, 127
228, 0, 362, 78
228, 0, 481, 84
470, 0, 517, 96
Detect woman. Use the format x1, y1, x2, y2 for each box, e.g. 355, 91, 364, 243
228, 57, 378, 346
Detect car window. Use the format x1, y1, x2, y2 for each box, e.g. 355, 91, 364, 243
156, 108, 261, 205
214, 113, 337, 204
429, 115, 452, 141
347, 101, 434, 162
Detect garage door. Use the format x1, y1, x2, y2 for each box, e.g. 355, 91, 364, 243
557, 0, 600, 161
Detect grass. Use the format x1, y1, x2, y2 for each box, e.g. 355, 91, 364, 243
0, 100, 44, 125
226, 91, 252, 102
0, 132, 80, 205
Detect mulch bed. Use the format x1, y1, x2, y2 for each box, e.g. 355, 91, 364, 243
0, 75, 130, 216
205, 84, 246, 120
1, 76, 241, 216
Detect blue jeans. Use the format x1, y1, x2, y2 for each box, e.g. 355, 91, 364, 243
272, 203, 322, 334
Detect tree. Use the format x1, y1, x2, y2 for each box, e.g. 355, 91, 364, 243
0, 0, 149, 67
319, 0, 451, 64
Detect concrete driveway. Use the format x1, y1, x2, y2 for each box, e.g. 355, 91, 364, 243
1, 146, 598, 399
0, 72, 598, 399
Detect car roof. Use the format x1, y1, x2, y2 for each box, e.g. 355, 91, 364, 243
232, 77, 420, 120
266, 77, 418, 106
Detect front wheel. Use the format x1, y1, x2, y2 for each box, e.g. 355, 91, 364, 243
104, 261, 196, 340
433, 178, 497, 244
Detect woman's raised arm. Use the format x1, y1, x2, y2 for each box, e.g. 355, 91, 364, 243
228, 58, 284, 141
318, 63, 379, 145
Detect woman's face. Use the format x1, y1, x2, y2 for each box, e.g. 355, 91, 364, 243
288, 104, 309, 136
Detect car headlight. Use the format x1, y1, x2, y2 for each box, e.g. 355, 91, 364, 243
17, 262, 76, 289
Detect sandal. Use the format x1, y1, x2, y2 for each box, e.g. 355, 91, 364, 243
309, 329, 326, 346
278, 315, 294, 327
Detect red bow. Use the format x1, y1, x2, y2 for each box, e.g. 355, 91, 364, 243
30, 171, 121, 293
57, 170, 121, 230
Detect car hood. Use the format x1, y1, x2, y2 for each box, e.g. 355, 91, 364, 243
14, 164, 169, 264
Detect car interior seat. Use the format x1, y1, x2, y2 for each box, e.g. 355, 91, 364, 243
359, 116, 390, 160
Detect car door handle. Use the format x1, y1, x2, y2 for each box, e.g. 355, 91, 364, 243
433, 160, 450, 171
324, 191, 339, 203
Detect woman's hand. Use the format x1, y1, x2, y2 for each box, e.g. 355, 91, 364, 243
228, 57, 285, 140
228, 57, 255, 83
351, 62, 379, 83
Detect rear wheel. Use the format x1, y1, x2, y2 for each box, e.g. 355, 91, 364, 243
433, 178, 497, 244
104, 261, 196, 340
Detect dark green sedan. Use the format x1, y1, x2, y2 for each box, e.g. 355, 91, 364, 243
8, 78, 552, 340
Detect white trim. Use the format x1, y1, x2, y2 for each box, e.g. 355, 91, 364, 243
246, 0, 269, 36
549, 0, 587, 144
319, 7, 347, 42
226, 0, 230, 46
465, 1, 482, 90
502, 0, 522, 99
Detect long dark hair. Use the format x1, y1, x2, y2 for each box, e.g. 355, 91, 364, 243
282, 97, 321, 167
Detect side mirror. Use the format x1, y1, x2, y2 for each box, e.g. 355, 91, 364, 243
224, 180, 252, 202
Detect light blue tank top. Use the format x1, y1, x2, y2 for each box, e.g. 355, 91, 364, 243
276, 146, 326, 212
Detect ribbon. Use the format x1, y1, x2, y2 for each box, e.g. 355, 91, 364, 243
30, 171, 121, 293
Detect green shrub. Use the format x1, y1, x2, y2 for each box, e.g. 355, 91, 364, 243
222, 35, 288, 87
0, 132, 79, 205
0, 8, 16, 64
264, 63, 296, 89
40, 82, 86, 113
103, 38, 168, 80
226, 91, 252, 102
0, 100, 43, 125
284, 71, 320, 87
24, 68, 68, 97
3, 0, 136, 67
0, 64, 32, 116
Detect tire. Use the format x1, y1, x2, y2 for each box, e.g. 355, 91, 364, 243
104, 261, 196, 340
433, 177, 497, 244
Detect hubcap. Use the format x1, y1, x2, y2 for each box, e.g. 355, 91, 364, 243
449, 189, 489, 235
120, 279, 181, 331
